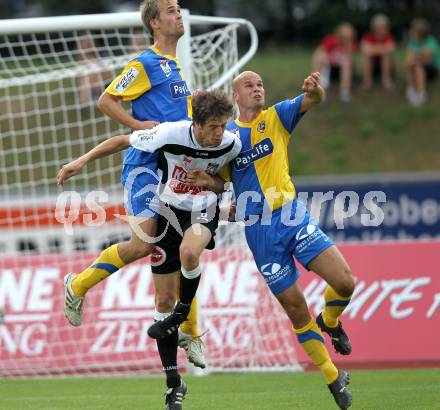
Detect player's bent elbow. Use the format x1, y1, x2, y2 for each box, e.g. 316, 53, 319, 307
97, 92, 116, 114
97, 92, 107, 112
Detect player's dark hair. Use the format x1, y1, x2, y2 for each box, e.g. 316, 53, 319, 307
140, 0, 179, 36
192, 90, 233, 126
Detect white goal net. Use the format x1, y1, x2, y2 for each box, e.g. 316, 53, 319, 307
0, 11, 300, 377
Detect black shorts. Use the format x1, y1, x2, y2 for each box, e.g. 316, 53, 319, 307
151, 203, 219, 274
329, 64, 341, 81
424, 64, 438, 81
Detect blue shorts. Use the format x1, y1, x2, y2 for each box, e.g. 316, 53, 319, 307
120, 164, 160, 219
244, 199, 333, 295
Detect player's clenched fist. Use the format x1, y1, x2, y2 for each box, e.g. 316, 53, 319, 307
302, 72, 321, 93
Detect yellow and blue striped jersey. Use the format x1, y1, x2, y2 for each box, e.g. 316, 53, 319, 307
106, 46, 192, 166
224, 94, 305, 218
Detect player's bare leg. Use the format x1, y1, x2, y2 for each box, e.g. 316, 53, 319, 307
380, 54, 394, 90
276, 283, 352, 409
64, 217, 156, 326
308, 246, 355, 355
339, 55, 353, 102
361, 54, 373, 91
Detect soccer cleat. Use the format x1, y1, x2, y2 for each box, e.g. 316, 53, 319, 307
328, 369, 352, 410
148, 302, 191, 340
178, 330, 207, 369
63, 273, 85, 326
165, 380, 187, 410
316, 313, 352, 355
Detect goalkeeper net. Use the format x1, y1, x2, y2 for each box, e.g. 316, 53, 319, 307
0, 11, 300, 376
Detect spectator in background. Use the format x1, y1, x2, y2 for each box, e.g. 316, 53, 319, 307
360, 14, 395, 91
76, 34, 111, 106
405, 18, 440, 107
312, 23, 356, 102
129, 30, 149, 54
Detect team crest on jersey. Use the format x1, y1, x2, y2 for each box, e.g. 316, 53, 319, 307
206, 162, 218, 174
257, 121, 266, 133
160, 59, 172, 77
182, 156, 192, 168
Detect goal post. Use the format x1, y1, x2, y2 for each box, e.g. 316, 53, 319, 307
0, 11, 301, 377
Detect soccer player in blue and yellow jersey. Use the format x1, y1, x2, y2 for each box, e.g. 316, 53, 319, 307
231, 71, 354, 409
62, 0, 205, 400
184, 71, 355, 409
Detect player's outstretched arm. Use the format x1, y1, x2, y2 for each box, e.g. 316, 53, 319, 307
300, 72, 325, 113
98, 92, 159, 131
186, 169, 227, 193
57, 135, 130, 185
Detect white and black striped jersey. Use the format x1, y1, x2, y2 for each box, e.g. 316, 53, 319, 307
130, 121, 242, 211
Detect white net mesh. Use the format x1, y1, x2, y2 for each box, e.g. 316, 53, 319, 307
191, 24, 238, 94
0, 14, 299, 377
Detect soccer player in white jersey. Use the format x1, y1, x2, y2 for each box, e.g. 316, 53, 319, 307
58, 90, 241, 409
63, 0, 206, 370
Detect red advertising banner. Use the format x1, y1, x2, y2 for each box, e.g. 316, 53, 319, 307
298, 241, 440, 366
0, 241, 439, 376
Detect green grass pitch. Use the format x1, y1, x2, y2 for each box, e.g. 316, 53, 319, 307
1, 368, 439, 409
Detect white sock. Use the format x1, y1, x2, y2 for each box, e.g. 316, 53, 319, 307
181, 265, 201, 279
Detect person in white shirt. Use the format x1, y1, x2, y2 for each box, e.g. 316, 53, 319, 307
57, 90, 240, 406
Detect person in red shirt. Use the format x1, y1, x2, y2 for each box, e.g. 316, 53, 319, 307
360, 14, 395, 91
312, 23, 356, 102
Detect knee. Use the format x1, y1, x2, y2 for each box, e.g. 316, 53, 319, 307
179, 245, 199, 267
155, 290, 176, 312
336, 266, 355, 298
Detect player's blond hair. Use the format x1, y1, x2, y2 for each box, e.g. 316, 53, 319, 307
140, 0, 179, 36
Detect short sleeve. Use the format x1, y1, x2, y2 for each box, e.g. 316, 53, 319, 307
274, 94, 305, 133
230, 138, 242, 159
106, 60, 151, 101
129, 124, 168, 152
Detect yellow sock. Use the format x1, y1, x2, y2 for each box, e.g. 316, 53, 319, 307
72, 244, 125, 297
322, 286, 351, 328
180, 296, 199, 337
294, 319, 338, 384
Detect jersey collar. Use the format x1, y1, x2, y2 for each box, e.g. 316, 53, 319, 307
150, 45, 179, 62
189, 123, 201, 147
234, 110, 264, 128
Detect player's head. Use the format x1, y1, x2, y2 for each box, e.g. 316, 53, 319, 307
192, 90, 233, 147
232, 71, 265, 112
410, 18, 431, 41
370, 13, 390, 39
335, 22, 355, 46
140, 0, 184, 39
